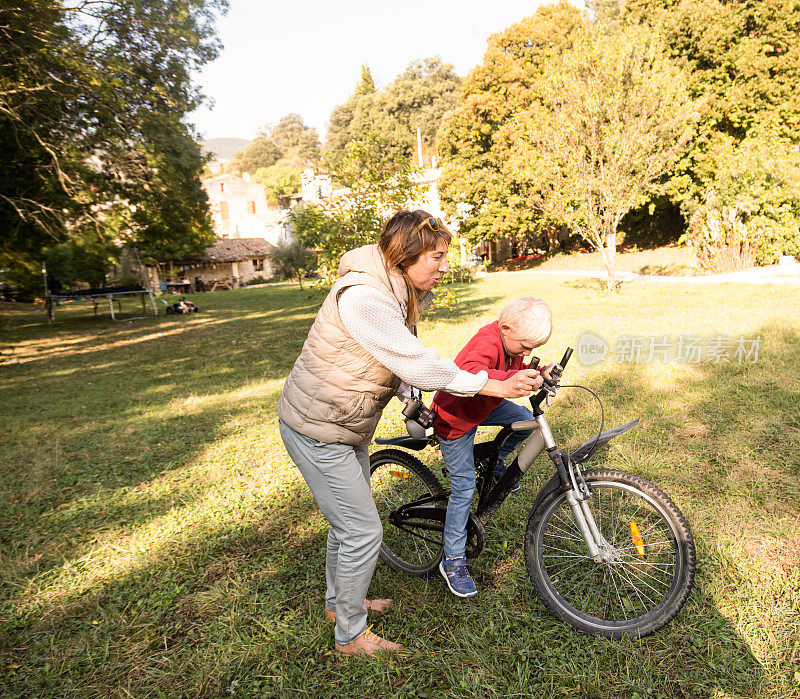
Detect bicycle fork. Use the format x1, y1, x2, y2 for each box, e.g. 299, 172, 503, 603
535, 416, 611, 563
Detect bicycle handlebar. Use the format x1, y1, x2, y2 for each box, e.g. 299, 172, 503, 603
530, 346, 573, 411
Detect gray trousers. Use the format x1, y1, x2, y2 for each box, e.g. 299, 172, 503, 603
278, 420, 382, 645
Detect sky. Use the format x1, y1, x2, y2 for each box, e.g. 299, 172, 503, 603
190, 0, 567, 143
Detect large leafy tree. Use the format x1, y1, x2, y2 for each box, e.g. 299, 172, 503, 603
235, 114, 320, 206
621, 0, 800, 260
239, 135, 281, 174
512, 27, 699, 286
292, 130, 422, 283
625, 0, 800, 145
436, 2, 586, 244
325, 66, 378, 173
0, 0, 226, 288
270, 113, 321, 163
325, 59, 461, 172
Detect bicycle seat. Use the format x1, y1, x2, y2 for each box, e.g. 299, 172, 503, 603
374, 436, 430, 451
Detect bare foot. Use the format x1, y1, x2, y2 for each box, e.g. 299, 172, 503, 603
324, 598, 394, 622
334, 628, 403, 657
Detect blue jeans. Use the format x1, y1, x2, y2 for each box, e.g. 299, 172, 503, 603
437, 400, 534, 559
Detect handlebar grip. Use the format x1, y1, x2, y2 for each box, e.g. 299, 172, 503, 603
530, 386, 549, 410
560, 347, 573, 368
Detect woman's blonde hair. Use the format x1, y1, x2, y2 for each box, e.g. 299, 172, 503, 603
379, 209, 452, 324
498, 296, 552, 346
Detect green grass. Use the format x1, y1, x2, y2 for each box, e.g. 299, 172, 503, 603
1, 275, 799, 698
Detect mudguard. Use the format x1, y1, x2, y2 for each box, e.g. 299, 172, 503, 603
374, 435, 430, 451
529, 418, 641, 515
569, 418, 640, 463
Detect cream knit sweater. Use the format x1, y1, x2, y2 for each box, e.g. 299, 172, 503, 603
338, 285, 488, 398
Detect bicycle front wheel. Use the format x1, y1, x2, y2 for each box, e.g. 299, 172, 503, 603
370, 449, 445, 576
525, 469, 695, 638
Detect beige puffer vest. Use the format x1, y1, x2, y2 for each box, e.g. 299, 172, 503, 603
277, 244, 428, 446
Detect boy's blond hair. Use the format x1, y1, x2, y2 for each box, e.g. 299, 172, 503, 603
498, 296, 552, 346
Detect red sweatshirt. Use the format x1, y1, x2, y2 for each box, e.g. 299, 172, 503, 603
432, 321, 537, 440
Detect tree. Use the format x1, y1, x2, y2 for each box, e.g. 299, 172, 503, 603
325, 59, 461, 172
271, 113, 320, 163
253, 163, 302, 205
618, 0, 800, 242
436, 2, 586, 245
0, 0, 226, 286
512, 27, 699, 286
238, 135, 281, 174
267, 239, 313, 288
292, 130, 422, 283
681, 136, 800, 270
625, 0, 800, 145
325, 66, 377, 173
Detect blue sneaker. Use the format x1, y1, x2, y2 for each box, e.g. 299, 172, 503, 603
494, 460, 521, 492
439, 556, 478, 598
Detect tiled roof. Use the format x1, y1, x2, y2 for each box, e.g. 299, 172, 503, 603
199, 238, 275, 262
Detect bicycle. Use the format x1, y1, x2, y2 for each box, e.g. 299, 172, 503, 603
369, 348, 696, 638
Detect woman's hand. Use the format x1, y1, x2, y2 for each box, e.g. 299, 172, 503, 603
504, 369, 543, 397
480, 369, 543, 398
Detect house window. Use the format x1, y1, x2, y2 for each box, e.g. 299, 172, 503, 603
248, 201, 256, 214
253, 258, 264, 271
219, 201, 229, 220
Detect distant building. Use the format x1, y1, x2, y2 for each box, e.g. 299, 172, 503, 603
203, 173, 290, 244
145, 238, 276, 293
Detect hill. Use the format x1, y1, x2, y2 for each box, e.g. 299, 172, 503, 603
199, 137, 250, 160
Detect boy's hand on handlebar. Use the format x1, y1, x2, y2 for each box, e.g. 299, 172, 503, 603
540, 363, 558, 382
503, 369, 543, 398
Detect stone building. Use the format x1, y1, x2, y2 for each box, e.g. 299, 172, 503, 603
203, 173, 289, 244
147, 238, 275, 292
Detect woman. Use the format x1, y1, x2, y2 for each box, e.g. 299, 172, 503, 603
277, 209, 540, 656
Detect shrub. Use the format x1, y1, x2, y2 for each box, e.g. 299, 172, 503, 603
686, 196, 756, 272
245, 275, 271, 286
681, 137, 800, 270
442, 263, 479, 284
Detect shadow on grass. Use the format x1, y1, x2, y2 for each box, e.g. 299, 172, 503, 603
1, 287, 797, 696
636, 263, 695, 276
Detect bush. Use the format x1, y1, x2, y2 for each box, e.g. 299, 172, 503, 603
681, 137, 800, 270
686, 196, 756, 272
245, 275, 271, 286
266, 240, 314, 287
442, 263, 479, 284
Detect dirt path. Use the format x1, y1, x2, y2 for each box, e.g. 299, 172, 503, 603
489, 262, 800, 285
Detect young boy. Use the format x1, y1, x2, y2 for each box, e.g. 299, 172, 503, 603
431, 296, 553, 598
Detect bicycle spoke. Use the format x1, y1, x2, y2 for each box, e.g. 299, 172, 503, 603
548, 558, 589, 579
543, 543, 591, 557
606, 563, 629, 622
614, 563, 659, 609
615, 540, 674, 552
551, 512, 583, 537
609, 561, 670, 598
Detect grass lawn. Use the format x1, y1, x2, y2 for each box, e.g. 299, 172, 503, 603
1, 274, 799, 698
492, 244, 700, 276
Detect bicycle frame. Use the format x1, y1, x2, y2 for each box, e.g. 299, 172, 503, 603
390, 348, 629, 562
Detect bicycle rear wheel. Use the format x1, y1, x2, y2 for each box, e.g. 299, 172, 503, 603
525, 469, 695, 638
370, 449, 445, 576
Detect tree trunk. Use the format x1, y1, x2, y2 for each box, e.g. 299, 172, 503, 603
296, 266, 303, 290
596, 230, 617, 289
